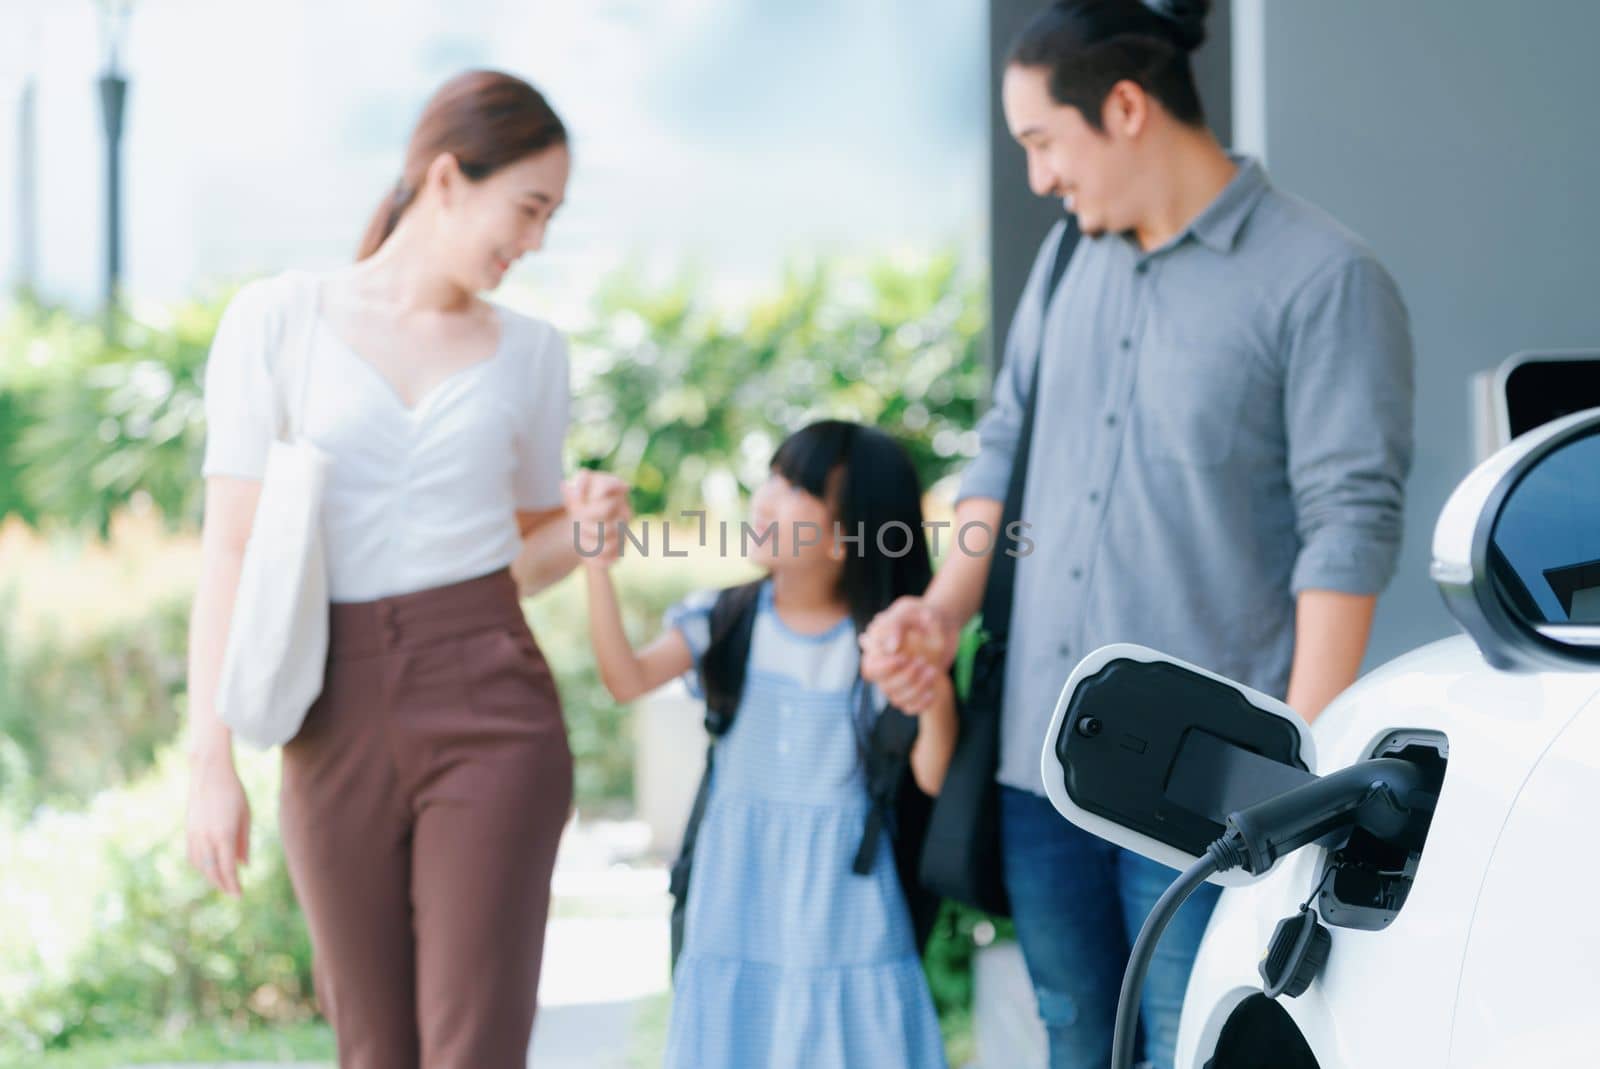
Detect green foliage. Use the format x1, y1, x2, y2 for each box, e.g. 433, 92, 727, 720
0, 593, 191, 818
4, 255, 987, 536
19, 1021, 333, 1069
0, 750, 316, 1060
569, 255, 988, 515
1, 294, 227, 536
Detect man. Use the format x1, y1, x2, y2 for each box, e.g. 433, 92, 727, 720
860, 2, 1414, 1067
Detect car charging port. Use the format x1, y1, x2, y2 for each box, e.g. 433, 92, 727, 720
1109, 733, 1445, 1069
1315, 730, 1449, 931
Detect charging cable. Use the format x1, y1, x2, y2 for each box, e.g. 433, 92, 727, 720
1109, 758, 1431, 1069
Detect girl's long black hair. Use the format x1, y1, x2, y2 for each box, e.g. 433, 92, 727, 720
769, 419, 933, 632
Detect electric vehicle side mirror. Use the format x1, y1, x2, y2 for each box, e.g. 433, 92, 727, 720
1433, 406, 1600, 672
1039, 644, 1316, 887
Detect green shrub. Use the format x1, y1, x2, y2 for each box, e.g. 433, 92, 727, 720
1, 294, 227, 536
0, 593, 190, 818
0, 749, 315, 1059
570, 255, 987, 515
3, 254, 987, 535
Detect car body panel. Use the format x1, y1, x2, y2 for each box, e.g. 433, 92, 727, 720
1178, 635, 1600, 1068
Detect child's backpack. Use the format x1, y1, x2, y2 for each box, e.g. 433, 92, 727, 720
667, 580, 939, 971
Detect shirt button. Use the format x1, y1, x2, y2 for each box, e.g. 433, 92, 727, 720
1120, 337, 1132, 351
1088, 491, 1100, 504
1071, 567, 1084, 580
1058, 643, 1073, 659
1136, 262, 1150, 275
1106, 413, 1119, 427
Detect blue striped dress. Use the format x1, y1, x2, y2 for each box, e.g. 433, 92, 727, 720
662, 581, 947, 1069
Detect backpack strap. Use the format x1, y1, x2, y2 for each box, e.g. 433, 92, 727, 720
977, 215, 1081, 673
668, 579, 764, 971
851, 688, 941, 951
851, 697, 917, 876
699, 579, 763, 734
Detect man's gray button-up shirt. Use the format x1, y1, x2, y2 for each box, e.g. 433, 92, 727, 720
959, 158, 1415, 794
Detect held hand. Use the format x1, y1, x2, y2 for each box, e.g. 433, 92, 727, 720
859, 596, 958, 713
885, 670, 954, 719
562, 472, 632, 568
862, 596, 958, 668
562, 470, 631, 525
185, 747, 251, 898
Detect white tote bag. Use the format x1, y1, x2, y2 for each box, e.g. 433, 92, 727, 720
216, 273, 333, 749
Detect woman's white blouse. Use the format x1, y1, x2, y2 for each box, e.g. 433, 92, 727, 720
201, 273, 569, 603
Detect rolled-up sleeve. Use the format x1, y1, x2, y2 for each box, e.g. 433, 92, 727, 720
1283, 254, 1415, 595
956, 222, 1067, 505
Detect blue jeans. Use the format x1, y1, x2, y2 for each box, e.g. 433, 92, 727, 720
1001, 785, 1221, 1069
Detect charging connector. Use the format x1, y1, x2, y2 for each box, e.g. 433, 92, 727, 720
1109, 757, 1439, 1069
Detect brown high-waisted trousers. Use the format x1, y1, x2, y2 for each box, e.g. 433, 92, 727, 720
279, 568, 573, 1069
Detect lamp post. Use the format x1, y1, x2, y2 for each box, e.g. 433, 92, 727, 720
97, 0, 133, 336
10, 3, 41, 302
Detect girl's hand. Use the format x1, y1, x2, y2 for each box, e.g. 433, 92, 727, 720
893, 670, 952, 717
859, 596, 957, 712
562, 472, 631, 569
185, 744, 251, 897
563, 470, 631, 523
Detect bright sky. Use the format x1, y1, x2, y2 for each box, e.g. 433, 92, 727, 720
0, 0, 987, 323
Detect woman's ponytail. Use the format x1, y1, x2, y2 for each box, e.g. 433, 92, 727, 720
351, 71, 567, 262
356, 180, 417, 262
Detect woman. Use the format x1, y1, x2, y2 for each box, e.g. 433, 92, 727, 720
184, 70, 627, 1068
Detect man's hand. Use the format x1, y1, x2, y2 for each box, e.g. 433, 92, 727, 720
860, 596, 959, 713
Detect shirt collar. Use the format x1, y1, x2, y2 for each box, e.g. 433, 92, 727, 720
1184, 154, 1270, 254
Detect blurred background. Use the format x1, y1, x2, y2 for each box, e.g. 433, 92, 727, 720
0, 1, 995, 1065
3, 0, 1599, 1067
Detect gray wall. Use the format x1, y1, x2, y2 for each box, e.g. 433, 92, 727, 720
1238, 0, 1600, 665
986, 0, 1232, 363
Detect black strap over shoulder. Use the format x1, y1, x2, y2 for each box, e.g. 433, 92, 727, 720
669, 581, 762, 969
852, 694, 938, 949
919, 214, 1082, 918
979, 214, 1081, 665
700, 579, 764, 734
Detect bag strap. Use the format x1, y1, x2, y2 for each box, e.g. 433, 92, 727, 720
850, 693, 918, 875
699, 580, 763, 734
271, 271, 322, 444
668, 580, 765, 971
979, 215, 1081, 651
851, 684, 940, 950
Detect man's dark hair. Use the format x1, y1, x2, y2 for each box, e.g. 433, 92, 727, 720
1008, 0, 1211, 130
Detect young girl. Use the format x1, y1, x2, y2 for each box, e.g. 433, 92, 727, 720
583, 420, 955, 1068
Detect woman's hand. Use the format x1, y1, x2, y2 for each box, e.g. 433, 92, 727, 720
185, 743, 251, 897
562, 471, 631, 569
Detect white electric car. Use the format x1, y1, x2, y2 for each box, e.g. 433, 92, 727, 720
1042, 404, 1600, 1068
